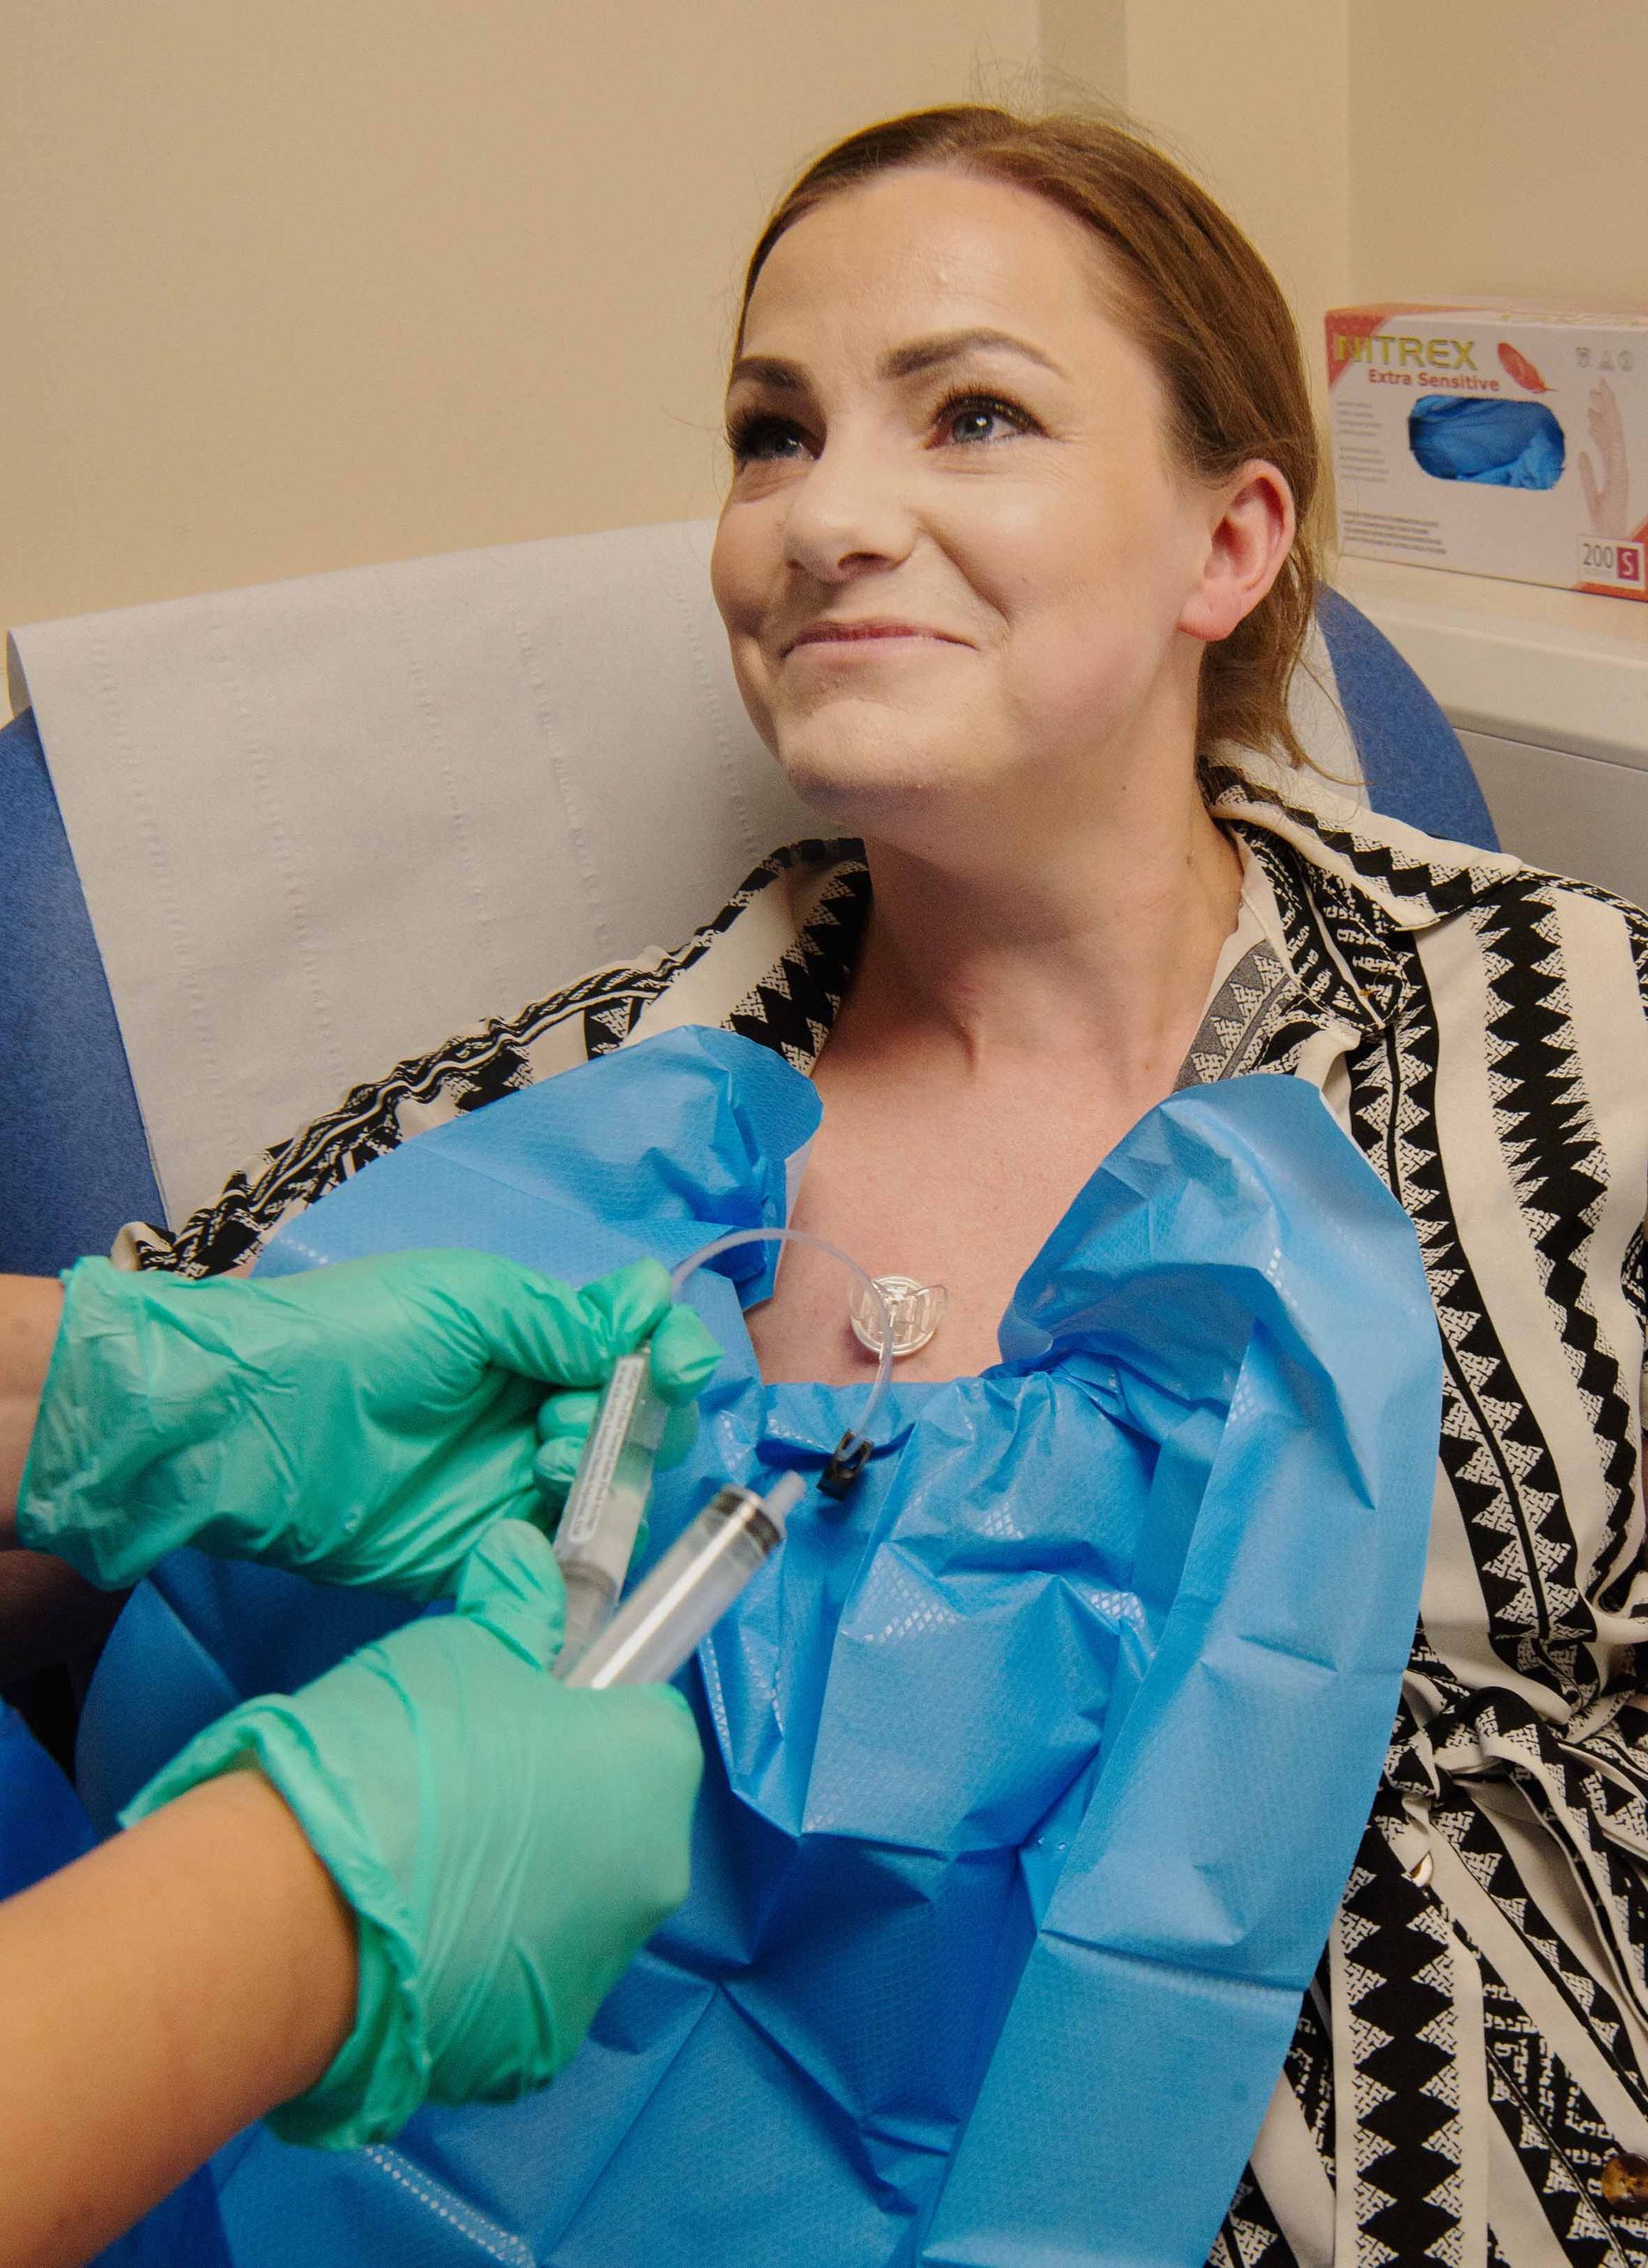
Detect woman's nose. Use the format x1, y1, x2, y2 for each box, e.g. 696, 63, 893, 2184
779, 435, 917, 584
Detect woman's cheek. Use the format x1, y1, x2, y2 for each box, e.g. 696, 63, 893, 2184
710, 506, 776, 635
729, 639, 780, 749
944, 482, 1127, 617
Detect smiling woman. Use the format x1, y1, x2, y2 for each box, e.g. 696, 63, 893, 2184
109, 101, 1648, 2268
714, 172, 1275, 834
711, 130, 1302, 1384
718, 107, 1319, 792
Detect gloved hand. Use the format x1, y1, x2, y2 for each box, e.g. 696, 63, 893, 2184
533, 1386, 700, 1507
19, 1251, 720, 1600
121, 1519, 703, 2147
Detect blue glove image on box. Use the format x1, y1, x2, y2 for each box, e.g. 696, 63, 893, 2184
76, 1029, 1443, 2268
1409, 392, 1566, 488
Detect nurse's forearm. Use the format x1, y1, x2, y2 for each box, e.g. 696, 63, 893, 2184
0, 1768, 357, 2268
0, 1277, 64, 1547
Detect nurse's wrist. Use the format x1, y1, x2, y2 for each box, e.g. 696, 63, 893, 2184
197, 1768, 363, 2113
119, 1696, 432, 2150
0, 1271, 67, 1543
14, 1258, 179, 1580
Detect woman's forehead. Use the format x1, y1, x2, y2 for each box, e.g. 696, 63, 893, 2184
739, 169, 1128, 363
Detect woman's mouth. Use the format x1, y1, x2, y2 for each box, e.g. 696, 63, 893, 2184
785, 620, 968, 656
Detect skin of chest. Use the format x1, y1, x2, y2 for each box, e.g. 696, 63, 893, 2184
746, 1049, 1168, 1384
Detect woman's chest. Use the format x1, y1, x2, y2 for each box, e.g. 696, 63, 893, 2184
747, 1066, 1149, 1384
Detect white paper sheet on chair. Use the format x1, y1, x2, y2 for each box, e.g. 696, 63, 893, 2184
7, 519, 1358, 1231
7, 522, 813, 1225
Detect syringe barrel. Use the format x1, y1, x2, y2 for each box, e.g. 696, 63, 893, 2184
561, 1485, 781, 1690
553, 1350, 668, 1675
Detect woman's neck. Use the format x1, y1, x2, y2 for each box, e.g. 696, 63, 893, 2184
839, 778, 1243, 1085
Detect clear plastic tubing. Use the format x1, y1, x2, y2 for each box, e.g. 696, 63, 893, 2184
669, 1227, 896, 1448
562, 1471, 807, 1689
554, 1349, 670, 1671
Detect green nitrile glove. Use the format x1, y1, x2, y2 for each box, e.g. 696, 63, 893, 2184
532, 1334, 718, 1508
20, 1252, 722, 1601
121, 1519, 702, 2146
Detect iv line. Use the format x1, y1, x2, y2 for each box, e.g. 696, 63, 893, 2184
670, 1226, 897, 1489
552, 1228, 898, 1677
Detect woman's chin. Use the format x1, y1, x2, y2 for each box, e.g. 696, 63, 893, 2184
773, 726, 1000, 828
779, 759, 958, 835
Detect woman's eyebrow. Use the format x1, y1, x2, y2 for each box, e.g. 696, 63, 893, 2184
727, 328, 1067, 393
881, 328, 1067, 381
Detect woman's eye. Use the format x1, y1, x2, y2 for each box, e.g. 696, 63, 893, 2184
936, 393, 1034, 446
726, 392, 1037, 462
727, 415, 814, 464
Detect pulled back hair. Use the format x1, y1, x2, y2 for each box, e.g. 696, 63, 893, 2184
737, 105, 1323, 775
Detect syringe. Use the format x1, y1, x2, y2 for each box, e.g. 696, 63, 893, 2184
561, 1470, 806, 1689
553, 1349, 670, 1672
551, 1229, 893, 1680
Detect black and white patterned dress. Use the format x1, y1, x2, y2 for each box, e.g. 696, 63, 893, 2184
122, 755, 1648, 2266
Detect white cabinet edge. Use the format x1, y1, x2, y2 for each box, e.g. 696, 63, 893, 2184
1336, 556, 1648, 771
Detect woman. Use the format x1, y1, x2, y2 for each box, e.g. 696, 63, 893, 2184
109, 106, 1648, 2262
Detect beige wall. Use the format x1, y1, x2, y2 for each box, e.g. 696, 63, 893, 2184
9, 1, 1648, 641
1041, 0, 1349, 417
3, 0, 1037, 635
1043, 0, 1648, 409
1349, 0, 1648, 309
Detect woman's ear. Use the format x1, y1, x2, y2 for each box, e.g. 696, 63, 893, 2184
1178, 461, 1296, 645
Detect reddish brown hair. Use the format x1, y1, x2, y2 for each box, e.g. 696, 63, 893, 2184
736, 105, 1322, 774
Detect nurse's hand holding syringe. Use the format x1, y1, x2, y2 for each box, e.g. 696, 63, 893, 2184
0, 1251, 724, 2268
0, 1522, 706, 2268
15, 1250, 719, 1598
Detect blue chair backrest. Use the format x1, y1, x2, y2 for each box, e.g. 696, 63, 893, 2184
0, 591, 1496, 1278
1, 703, 166, 1274
1315, 587, 1498, 848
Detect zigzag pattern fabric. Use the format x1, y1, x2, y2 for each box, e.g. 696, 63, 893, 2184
121, 755, 1648, 2264
119, 840, 869, 1277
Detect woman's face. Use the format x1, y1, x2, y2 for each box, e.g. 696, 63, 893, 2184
711, 167, 1287, 840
